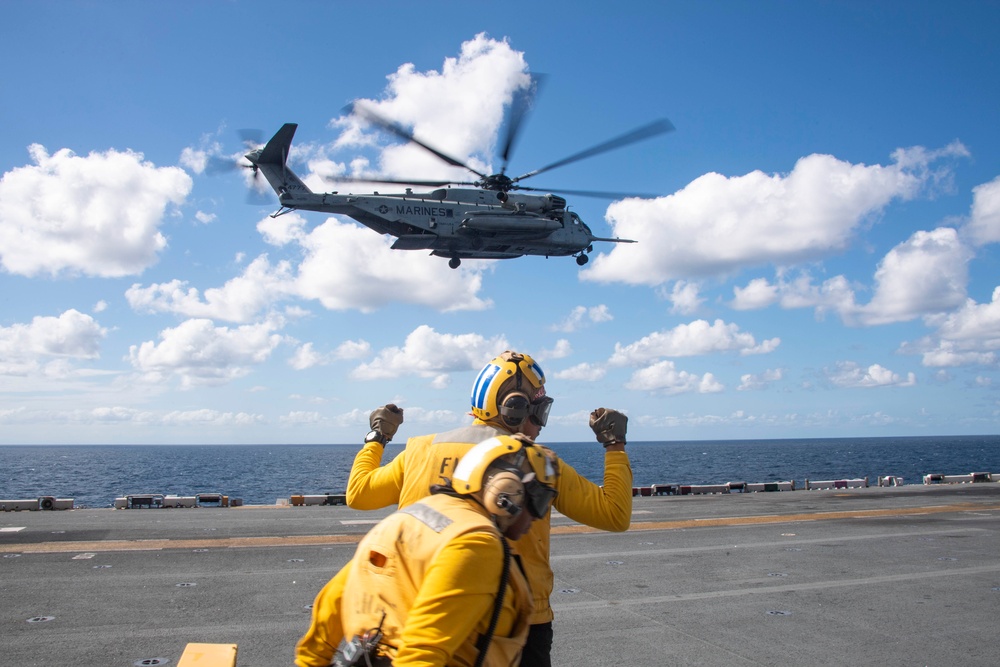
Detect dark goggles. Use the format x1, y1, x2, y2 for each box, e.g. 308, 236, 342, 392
527, 396, 554, 427
522, 473, 558, 519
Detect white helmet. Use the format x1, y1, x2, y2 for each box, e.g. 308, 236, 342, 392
452, 434, 559, 529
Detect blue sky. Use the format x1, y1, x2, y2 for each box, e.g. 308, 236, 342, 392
1, 1, 999, 444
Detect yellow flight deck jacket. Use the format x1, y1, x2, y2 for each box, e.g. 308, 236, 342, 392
296, 492, 532, 667
346, 421, 633, 625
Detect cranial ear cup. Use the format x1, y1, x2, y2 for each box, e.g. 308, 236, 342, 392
499, 392, 531, 427
482, 470, 525, 519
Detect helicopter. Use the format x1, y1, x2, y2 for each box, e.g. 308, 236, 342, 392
243, 91, 673, 269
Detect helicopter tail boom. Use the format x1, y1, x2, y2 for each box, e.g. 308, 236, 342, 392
245, 123, 313, 200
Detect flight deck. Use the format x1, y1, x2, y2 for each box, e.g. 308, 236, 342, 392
3, 483, 999, 666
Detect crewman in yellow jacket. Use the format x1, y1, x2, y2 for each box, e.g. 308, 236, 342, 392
347, 350, 632, 667
296, 434, 560, 667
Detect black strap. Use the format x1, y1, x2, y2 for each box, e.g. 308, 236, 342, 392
474, 536, 511, 667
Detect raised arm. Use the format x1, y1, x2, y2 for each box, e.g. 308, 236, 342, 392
346, 404, 406, 509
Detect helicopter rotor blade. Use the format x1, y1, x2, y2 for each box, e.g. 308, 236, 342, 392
322, 175, 469, 189
498, 73, 545, 174
514, 184, 662, 200
512, 118, 675, 184
346, 102, 488, 180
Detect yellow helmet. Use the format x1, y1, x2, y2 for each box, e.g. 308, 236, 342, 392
470, 351, 553, 429
452, 434, 559, 522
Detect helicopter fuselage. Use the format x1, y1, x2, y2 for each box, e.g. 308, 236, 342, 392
246, 123, 635, 267
276, 186, 600, 260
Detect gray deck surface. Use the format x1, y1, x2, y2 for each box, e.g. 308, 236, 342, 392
2, 484, 999, 666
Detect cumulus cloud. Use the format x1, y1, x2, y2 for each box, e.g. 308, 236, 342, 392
961, 175, 1000, 246
127, 317, 285, 387
664, 281, 705, 315
737, 368, 784, 391
541, 339, 572, 360
551, 362, 607, 382
0, 309, 106, 361
825, 361, 916, 388
730, 227, 971, 326
610, 319, 780, 366
130, 215, 494, 319
294, 217, 494, 312
333, 33, 530, 181
583, 143, 969, 285
0, 405, 262, 427
350, 325, 508, 382
0, 144, 191, 277
126, 255, 295, 323
900, 286, 1000, 367
0, 310, 108, 380
625, 360, 724, 394
289, 339, 372, 370
551, 305, 613, 332
853, 227, 970, 325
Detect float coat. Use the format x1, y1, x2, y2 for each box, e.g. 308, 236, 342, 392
296, 493, 531, 667
347, 421, 633, 624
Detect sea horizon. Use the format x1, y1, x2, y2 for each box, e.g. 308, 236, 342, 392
3, 434, 999, 509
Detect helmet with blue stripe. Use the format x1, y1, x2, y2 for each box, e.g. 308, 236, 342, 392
471, 351, 552, 429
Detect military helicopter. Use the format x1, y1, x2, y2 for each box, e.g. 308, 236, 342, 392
243, 89, 673, 269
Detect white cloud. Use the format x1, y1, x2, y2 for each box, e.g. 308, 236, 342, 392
625, 360, 724, 394
293, 217, 493, 312
258, 211, 309, 247
664, 281, 705, 315
334, 33, 530, 181
0, 310, 107, 369
350, 325, 508, 381
610, 319, 780, 366
583, 143, 969, 285
825, 361, 916, 388
731, 277, 780, 310
730, 226, 971, 326
900, 285, 1000, 367
125, 255, 295, 323
551, 304, 613, 332
851, 227, 970, 325
961, 175, 1000, 246
552, 362, 607, 382
0, 144, 191, 277
737, 368, 784, 391
541, 339, 573, 360
127, 317, 285, 388
289, 339, 372, 370
160, 409, 264, 425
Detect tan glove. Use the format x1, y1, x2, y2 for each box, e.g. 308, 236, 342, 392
589, 408, 627, 446
369, 404, 404, 441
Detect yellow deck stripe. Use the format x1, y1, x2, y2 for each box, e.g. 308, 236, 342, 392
3, 502, 997, 554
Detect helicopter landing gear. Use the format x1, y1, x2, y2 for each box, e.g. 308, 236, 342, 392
448, 257, 462, 269
575, 254, 589, 266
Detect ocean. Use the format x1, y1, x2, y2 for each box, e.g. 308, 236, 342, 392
2, 435, 998, 508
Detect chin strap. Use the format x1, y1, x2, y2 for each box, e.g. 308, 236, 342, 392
474, 535, 511, 667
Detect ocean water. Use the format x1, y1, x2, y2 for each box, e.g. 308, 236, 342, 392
1, 435, 998, 508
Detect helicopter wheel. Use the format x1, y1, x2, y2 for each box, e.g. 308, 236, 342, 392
449, 257, 461, 269
576, 254, 589, 266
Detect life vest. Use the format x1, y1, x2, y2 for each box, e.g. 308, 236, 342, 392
340, 493, 532, 667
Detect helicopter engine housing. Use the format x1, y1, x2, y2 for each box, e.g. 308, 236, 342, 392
501, 193, 567, 214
